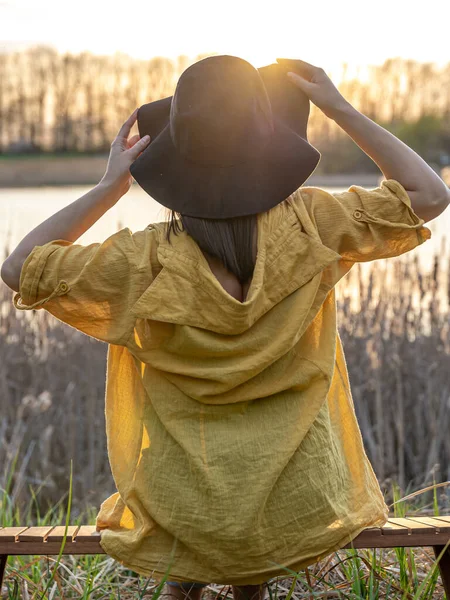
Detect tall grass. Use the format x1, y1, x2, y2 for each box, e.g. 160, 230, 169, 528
1, 230, 450, 596
334, 246, 450, 497
1, 237, 449, 512
1, 465, 449, 598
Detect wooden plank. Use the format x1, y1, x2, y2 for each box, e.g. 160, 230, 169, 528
388, 517, 429, 533
0, 523, 448, 554
358, 526, 383, 536
405, 516, 450, 533
0, 527, 29, 542
46, 526, 79, 543
74, 526, 100, 542
431, 516, 450, 525
341, 531, 450, 548
0, 518, 448, 558
400, 517, 438, 534
380, 519, 411, 535
0, 540, 106, 555
344, 529, 383, 548
382, 517, 443, 534
18, 526, 55, 542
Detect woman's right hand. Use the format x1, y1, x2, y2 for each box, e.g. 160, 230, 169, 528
276, 58, 350, 119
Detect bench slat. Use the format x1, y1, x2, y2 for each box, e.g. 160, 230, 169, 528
0, 518, 448, 553
383, 517, 442, 534
380, 519, 410, 535
358, 526, 382, 536
431, 516, 450, 525
0, 541, 105, 555
18, 526, 55, 542
0, 527, 29, 542
46, 526, 80, 543
74, 526, 100, 542
342, 531, 450, 548
388, 518, 420, 532
399, 517, 440, 534
0, 521, 449, 558
345, 528, 383, 548
404, 516, 450, 533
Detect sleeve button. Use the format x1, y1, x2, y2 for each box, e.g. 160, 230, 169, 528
60, 282, 68, 292
354, 210, 362, 219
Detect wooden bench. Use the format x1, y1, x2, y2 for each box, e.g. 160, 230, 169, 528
1, 518, 450, 594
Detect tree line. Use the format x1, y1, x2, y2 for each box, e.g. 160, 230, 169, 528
1, 46, 449, 173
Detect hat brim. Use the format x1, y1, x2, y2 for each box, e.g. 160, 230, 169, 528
130, 116, 320, 219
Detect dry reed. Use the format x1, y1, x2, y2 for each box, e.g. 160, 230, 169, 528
1, 234, 449, 515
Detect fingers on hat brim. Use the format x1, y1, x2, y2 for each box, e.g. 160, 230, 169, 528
276, 58, 317, 74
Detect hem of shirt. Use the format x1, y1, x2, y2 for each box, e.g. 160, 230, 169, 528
98, 507, 390, 586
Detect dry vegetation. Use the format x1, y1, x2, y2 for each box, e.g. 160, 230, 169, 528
1, 233, 450, 598
1, 546, 448, 599
1, 236, 449, 513
1, 48, 449, 176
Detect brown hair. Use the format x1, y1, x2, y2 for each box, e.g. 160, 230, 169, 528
164, 209, 257, 284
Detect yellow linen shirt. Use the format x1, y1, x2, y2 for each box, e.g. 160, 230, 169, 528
13, 180, 431, 585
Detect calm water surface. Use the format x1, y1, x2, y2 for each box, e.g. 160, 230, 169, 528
1, 184, 448, 275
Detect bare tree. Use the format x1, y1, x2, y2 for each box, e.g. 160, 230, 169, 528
0, 47, 447, 171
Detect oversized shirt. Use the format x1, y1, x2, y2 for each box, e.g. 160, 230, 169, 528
13, 180, 431, 585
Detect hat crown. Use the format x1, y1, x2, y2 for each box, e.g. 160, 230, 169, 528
170, 55, 275, 166
130, 56, 322, 219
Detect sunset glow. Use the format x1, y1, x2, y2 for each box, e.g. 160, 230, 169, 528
1, 0, 449, 85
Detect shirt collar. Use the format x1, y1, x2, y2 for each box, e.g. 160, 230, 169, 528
131, 207, 341, 335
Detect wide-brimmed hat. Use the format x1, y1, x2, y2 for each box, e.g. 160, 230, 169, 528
130, 55, 321, 219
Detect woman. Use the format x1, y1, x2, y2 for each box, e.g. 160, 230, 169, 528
2, 56, 448, 600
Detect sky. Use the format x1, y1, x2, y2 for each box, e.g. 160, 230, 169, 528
1, 0, 449, 83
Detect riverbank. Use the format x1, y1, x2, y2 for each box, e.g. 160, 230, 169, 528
0, 154, 383, 188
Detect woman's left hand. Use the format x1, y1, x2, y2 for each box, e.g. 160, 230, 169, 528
100, 108, 151, 197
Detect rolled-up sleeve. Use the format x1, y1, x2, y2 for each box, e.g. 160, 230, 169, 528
297, 179, 432, 262
13, 227, 157, 346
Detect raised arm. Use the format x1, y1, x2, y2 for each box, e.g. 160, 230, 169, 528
279, 58, 450, 223
1, 108, 150, 292
327, 102, 449, 223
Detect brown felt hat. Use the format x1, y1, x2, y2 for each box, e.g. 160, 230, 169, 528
130, 55, 320, 219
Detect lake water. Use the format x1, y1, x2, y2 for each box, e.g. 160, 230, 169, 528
1, 184, 449, 275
